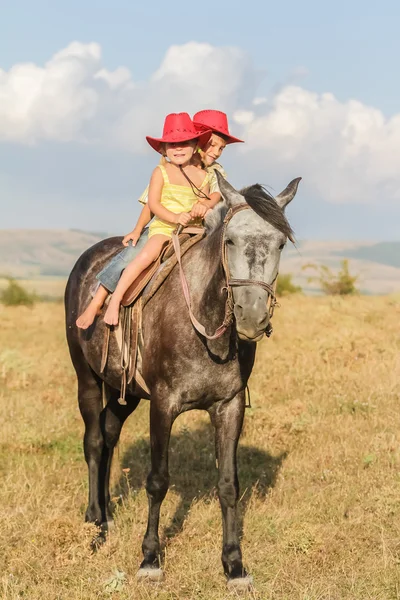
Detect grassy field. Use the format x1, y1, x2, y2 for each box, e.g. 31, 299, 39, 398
1, 296, 400, 599
0, 277, 66, 300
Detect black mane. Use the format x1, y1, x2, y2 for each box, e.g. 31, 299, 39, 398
241, 184, 295, 243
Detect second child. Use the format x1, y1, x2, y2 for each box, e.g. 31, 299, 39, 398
76, 113, 221, 329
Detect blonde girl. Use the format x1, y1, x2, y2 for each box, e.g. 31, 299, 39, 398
76, 112, 220, 329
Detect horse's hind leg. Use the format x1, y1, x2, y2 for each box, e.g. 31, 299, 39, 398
100, 384, 140, 523
75, 358, 105, 526
73, 346, 139, 528
209, 392, 252, 590
137, 398, 175, 582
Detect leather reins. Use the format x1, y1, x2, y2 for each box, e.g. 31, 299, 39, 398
172, 203, 278, 340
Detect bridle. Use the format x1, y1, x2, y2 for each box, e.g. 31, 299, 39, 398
172, 203, 278, 341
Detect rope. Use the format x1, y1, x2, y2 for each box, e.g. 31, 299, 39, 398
178, 165, 211, 202
118, 305, 132, 405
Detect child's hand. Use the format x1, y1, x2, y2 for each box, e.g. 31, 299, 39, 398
190, 202, 209, 218
175, 212, 192, 227
122, 228, 141, 246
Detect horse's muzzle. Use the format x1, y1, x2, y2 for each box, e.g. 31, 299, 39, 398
234, 296, 270, 343
237, 329, 266, 343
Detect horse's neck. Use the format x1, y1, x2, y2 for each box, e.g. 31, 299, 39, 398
186, 228, 228, 328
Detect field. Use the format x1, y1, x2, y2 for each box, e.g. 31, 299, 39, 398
1, 296, 400, 599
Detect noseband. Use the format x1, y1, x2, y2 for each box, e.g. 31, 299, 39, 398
173, 203, 278, 341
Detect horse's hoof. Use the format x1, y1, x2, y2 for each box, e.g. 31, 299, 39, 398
90, 521, 113, 552
90, 530, 107, 552
103, 519, 115, 531
136, 567, 164, 583
227, 575, 254, 592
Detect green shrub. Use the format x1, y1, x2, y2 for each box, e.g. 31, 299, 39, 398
303, 259, 359, 295
276, 274, 302, 296
0, 277, 37, 306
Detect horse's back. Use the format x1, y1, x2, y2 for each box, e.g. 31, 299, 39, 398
65, 237, 123, 306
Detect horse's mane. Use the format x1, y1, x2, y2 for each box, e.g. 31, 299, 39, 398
205, 184, 295, 243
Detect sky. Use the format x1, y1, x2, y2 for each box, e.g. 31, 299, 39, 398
1, 0, 400, 240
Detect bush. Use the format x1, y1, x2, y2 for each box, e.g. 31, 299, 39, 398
0, 277, 37, 306
276, 274, 302, 296
303, 259, 359, 295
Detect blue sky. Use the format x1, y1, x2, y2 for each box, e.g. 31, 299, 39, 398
1, 0, 399, 239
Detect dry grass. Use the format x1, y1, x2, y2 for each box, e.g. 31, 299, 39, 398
1, 296, 400, 599
0, 277, 66, 300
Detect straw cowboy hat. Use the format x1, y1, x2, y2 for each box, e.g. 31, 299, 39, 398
193, 110, 244, 144
146, 113, 212, 154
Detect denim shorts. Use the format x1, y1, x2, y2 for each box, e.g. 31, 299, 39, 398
96, 228, 149, 292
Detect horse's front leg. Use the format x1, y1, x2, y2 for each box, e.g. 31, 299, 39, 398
137, 397, 175, 582
210, 391, 253, 589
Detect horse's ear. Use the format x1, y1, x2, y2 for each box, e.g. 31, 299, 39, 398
275, 177, 302, 209
215, 171, 245, 207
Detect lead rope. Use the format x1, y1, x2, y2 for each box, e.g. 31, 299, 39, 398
245, 385, 251, 409
118, 305, 132, 405
171, 233, 234, 340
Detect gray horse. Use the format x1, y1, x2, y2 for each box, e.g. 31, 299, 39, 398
65, 174, 300, 589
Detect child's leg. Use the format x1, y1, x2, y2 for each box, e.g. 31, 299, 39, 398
104, 235, 169, 326
76, 231, 151, 330
76, 284, 109, 329
97, 230, 150, 291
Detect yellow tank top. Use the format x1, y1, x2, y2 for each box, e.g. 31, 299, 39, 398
148, 164, 210, 238
138, 162, 223, 205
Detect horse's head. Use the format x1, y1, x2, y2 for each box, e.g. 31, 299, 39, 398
211, 172, 301, 342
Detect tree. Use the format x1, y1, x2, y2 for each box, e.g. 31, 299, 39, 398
303, 259, 359, 295
276, 274, 302, 296
0, 277, 37, 306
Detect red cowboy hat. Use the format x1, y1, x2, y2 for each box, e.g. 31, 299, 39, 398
146, 113, 212, 154
193, 110, 244, 144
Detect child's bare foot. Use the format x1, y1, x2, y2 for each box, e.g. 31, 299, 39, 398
104, 297, 121, 326
76, 303, 101, 329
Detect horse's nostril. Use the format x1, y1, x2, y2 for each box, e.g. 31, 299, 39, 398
257, 314, 269, 327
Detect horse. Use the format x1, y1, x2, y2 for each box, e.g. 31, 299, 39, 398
65, 173, 301, 589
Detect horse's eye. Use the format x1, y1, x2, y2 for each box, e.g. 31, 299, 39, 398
226, 239, 234, 246
279, 243, 286, 251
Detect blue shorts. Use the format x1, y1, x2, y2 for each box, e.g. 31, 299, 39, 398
96, 228, 149, 292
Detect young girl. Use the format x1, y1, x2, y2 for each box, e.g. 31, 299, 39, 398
76, 110, 243, 330
76, 113, 221, 329
123, 110, 243, 247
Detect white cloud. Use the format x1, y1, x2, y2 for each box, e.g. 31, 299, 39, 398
94, 67, 132, 90
0, 41, 250, 150
240, 86, 400, 205
0, 42, 104, 144
1, 41, 400, 206
252, 97, 267, 106
233, 110, 254, 125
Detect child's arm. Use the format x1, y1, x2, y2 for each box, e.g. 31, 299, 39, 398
202, 191, 222, 209
148, 168, 191, 226
190, 186, 221, 218
122, 204, 152, 246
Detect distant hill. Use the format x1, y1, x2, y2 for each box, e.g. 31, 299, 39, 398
0, 229, 112, 278
335, 242, 400, 269
0, 230, 399, 295
282, 240, 400, 294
